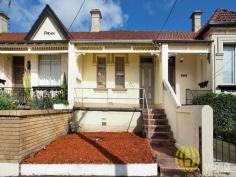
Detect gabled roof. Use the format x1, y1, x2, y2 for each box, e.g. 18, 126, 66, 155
197, 8, 236, 38
24, 4, 70, 41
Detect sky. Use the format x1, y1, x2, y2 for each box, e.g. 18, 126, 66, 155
0, 0, 236, 32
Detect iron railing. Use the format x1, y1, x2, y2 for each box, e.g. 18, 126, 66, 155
0, 87, 63, 105
214, 112, 236, 163
185, 89, 212, 105
74, 87, 148, 108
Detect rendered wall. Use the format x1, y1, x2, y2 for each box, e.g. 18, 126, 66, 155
175, 53, 210, 104
163, 87, 213, 176
74, 110, 142, 133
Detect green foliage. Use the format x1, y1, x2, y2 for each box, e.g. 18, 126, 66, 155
23, 70, 31, 102
0, 92, 18, 110
52, 72, 68, 105
30, 96, 53, 110
61, 72, 68, 100
192, 93, 236, 136
52, 96, 69, 105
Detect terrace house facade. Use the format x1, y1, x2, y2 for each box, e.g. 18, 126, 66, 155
0, 5, 236, 175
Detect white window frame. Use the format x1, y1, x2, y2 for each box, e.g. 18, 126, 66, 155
38, 55, 61, 86
223, 45, 236, 84
115, 56, 125, 88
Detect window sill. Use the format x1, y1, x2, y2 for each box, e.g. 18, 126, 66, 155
112, 88, 127, 92
94, 88, 108, 91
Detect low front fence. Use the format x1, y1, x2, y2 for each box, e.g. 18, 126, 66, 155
0, 87, 64, 106
214, 113, 236, 164
0, 110, 72, 163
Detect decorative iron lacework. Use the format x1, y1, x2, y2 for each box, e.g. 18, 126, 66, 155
0, 45, 68, 51
77, 44, 103, 50
132, 45, 156, 51
0, 46, 28, 51
31, 45, 68, 51
77, 44, 156, 51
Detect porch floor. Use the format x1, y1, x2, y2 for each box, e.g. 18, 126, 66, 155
23, 132, 154, 164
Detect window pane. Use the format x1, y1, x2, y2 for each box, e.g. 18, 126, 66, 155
97, 57, 106, 88
50, 56, 61, 86
115, 57, 125, 88
223, 46, 235, 84
39, 57, 50, 86
38, 55, 61, 86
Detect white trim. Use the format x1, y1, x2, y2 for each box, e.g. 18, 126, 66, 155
20, 163, 157, 176
0, 163, 19, 177
163, 78, 181, 107
75, 50, 160, 54
0, 50, 68, 54
168, 49, 210, 53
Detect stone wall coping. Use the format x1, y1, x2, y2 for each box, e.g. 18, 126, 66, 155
0, 109, 72, 118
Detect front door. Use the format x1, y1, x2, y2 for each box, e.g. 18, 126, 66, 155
13, 56, 25, 86
168, 56, 176, 92
140, 57, 154, 105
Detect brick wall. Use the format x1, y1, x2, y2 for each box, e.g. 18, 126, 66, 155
0, 110, 72, 163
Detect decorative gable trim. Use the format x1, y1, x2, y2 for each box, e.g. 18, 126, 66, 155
25, 4, 70, 41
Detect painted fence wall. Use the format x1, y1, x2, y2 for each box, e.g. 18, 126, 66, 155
0, 110, 71, 163
163, 88, 213, 176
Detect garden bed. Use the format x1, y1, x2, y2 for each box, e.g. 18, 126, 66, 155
23, 132, 154, 164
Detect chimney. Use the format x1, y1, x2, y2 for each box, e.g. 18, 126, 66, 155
90, 9, 102, 32
190, 10, 202, 32
0, 12, 9, 33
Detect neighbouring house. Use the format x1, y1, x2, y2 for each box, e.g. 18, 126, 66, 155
0, 4, 236, 176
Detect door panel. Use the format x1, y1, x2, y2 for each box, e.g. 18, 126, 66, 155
13, 56, 25, 86
140, 59, 154, 105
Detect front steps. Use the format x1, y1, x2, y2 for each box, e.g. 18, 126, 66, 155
143, 108, 200, 176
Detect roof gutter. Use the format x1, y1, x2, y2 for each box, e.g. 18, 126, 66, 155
71, 39, 212, 44
71, 39, 154, 44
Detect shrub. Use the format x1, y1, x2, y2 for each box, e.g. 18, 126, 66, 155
30, 96, 53, 109
52, 96, 69, 105
192, 93, 236, 138
52, 73, 68, 105
61, 72, 68, 100
23, 70, 31, 102
0, 92, 18, 110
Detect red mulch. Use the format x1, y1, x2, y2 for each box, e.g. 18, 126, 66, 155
23, 132, 154, 164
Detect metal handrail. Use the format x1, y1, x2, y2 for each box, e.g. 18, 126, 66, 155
74, 87, 146, 107
143, 89, 150, 116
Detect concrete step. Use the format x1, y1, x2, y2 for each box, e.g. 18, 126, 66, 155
143, 118, 168, 125
150, 131, 173, 139
153, 147, 200, 176
151, 109, 165, 114
150, 138, 176, 146
150, 113, 167, 119
144, 125, 171, 132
